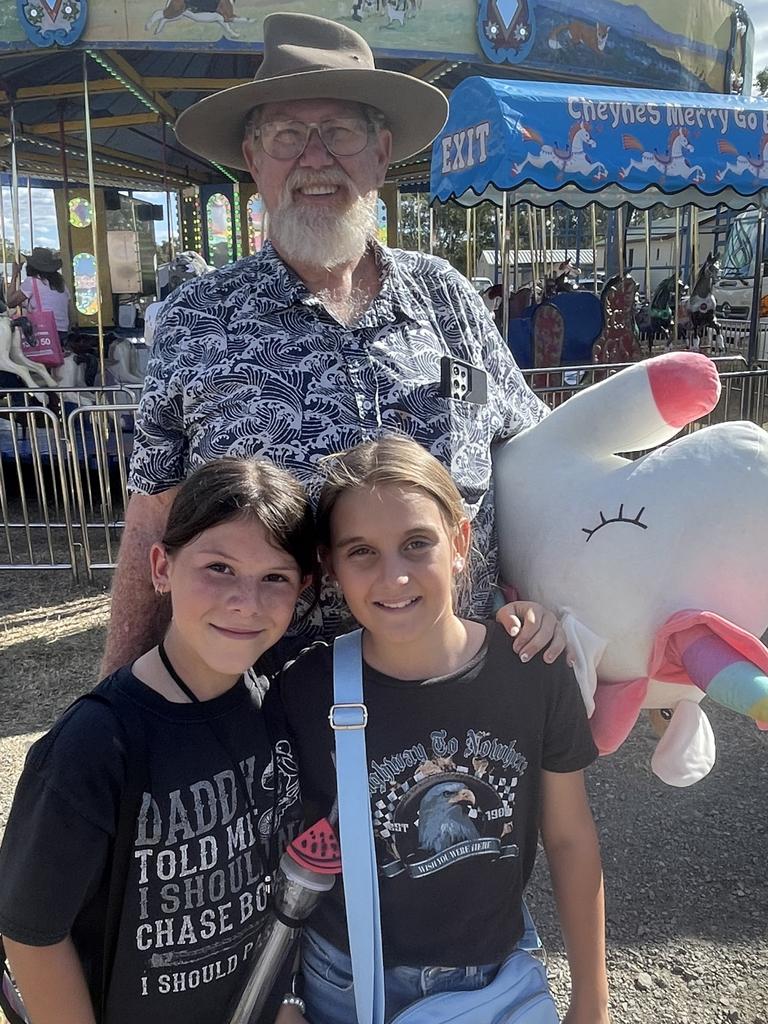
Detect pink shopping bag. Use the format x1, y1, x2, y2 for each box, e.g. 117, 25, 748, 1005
19, 278, 64, 366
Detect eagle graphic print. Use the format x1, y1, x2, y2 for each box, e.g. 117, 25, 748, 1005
370, 727, 527, 880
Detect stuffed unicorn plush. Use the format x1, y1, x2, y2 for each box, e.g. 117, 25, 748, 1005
494, 352, 768, 786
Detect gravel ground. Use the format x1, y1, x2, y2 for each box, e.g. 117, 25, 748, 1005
0, 572, 766, 1023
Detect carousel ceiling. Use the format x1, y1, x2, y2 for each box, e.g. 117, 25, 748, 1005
0, 48, 477, 189
0, 0, 752, 192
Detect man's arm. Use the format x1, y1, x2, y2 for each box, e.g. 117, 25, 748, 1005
540, 768, 610, 1024
4, 935, 97, 1024
99, 487, 179, 677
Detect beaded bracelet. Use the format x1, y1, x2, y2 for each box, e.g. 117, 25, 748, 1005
281, 992, 307, 1014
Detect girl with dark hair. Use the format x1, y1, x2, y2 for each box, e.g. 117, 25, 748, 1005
0, 457, 315, 1024
7, 248, 74, 340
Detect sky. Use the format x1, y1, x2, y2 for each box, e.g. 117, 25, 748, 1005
1, 188, 178, 253
751, 0, 768, 80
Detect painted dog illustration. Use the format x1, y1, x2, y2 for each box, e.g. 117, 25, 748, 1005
145, 0, 252, 39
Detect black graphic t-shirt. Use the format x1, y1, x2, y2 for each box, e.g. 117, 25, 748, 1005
280, 621, 597, 968
0, 668, 303, 1024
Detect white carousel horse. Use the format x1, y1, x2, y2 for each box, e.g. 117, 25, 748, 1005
513, 121, 608, 181
620, 127, 705, 184
715, 134, 768, 183
9, 322, 58, 388
0, 307, 56, 396
105, 338, 144, 385
53, 352, 95, 406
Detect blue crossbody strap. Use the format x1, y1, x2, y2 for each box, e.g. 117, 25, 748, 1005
331, 630, 386, 1024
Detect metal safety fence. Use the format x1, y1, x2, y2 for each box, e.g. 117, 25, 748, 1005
1, 362, 767, 580
0, 387, 140, 579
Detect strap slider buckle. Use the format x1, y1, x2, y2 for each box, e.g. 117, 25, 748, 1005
328, 702, 368, 730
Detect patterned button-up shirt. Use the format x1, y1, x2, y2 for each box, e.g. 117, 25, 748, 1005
129, 241, 548, 642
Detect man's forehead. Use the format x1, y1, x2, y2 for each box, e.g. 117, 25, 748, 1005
258, 98, 364, 121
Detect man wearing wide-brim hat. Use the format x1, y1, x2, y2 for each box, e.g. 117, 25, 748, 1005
104, 13, 549, 673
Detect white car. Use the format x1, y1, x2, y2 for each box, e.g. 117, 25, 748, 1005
470, 277, 494, 293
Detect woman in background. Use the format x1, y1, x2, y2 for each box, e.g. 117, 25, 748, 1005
7, 247, 74, 343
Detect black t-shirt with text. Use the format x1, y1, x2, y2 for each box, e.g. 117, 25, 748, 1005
280, 621, 597, 968
0, 667, 303, 1024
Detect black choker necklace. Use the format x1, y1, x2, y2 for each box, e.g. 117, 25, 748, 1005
158, 641, 204, 704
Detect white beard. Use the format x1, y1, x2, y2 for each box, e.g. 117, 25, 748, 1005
269, 170, 379, 271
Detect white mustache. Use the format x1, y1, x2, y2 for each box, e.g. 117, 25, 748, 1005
281, 167, 358, 202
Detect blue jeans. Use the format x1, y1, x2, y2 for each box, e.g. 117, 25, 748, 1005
301, 925, 553, 1024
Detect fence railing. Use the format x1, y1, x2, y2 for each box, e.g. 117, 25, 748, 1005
1, 388, 139, 579
1, 361, 766, 579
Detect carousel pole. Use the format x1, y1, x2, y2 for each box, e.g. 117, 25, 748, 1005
27, 178, 34, 250
617, 205, 625, 277
549, 209, 555, 277
472, 204, 478, 282
9, 101, 22, 263
526, 205, 536, 292
747, 206, 765, 367
644, 209, 651, 303
59, 105, 75, 270
0, 180, 8, 287
540, 208, 547, 279
674, 208, 681, 345
428, 202, 435, 256
513, 203, 519, 292
690, 206, 699, 284
161, 121, 176, 261
465, 206, 471, 279
416, 194, 422, 254
82, 52, 106, 385
591, 203, 598, 293
500, 192, 510, 342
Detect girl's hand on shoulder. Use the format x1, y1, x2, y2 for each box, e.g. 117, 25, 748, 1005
496, 601, 569, 665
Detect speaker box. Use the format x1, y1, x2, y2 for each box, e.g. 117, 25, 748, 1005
137, 204, 165, 222
104, 188, 121, 211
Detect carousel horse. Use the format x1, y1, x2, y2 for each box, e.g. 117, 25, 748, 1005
0, 292, 56, 395
642, 275, 684, 342
53, 351, 95, 407
591, 274, 642, 366
104, 338, 144, 385
685, 253, 725, 355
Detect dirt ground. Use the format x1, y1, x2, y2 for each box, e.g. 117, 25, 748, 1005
0, 572, 766, 1023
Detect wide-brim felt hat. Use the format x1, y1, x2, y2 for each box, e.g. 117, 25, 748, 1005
24, 247, 62, 273
174, 12, 449, 169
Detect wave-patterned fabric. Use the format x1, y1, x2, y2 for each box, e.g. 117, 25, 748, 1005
129, 242, 548, 642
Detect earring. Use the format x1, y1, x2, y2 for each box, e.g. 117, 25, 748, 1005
154, 584, 165, 596
453, 556, 465, 573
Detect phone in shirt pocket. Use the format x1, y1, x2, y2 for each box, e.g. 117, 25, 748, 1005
440, 356, 488, 405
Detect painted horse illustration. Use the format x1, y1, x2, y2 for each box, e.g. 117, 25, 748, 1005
715, 135, 768, 182
513, 121, 608, 180
620, 127, 705, 184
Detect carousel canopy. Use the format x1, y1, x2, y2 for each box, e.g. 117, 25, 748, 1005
431, 77, 768, 211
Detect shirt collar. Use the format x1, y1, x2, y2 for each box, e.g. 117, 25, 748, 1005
259, 239, 421, 325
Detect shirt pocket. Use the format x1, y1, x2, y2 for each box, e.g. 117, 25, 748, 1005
445, 396, 494, 506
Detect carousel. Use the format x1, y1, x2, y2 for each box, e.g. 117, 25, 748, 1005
0, 0, 759, 577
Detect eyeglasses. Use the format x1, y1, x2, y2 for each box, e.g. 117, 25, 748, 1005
253, 117, 373, 160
